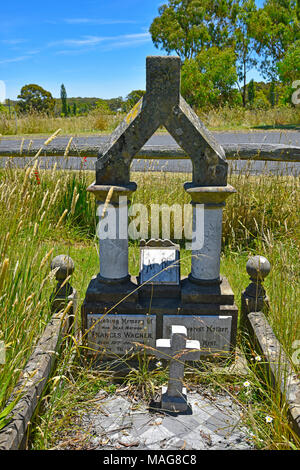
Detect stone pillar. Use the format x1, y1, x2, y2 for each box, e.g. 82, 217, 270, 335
184, 184, 236, 284
190, 203, 223, 282
50, 254, 77, 332
87, 182, 137, 282
97, 203, 129, 280
241, 255, 271, 316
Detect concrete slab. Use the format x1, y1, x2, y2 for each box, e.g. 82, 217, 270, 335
58, 389, 254, 450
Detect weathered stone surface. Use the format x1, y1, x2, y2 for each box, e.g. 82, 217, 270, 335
247, 311, 300, 438
163, 315, 233, 355
50, 255, 77, 331
165, 96, 227, 186
146, 55, 181, 109
241, 255, 271, 316
87, 182, 137, 203
83, 275, 138, 304
184, 183, 236, 204
95, 56, 228, 187
246, 255, 271, 282
51, 254, 75, 281
0, 312, 68, 450
54, 389, 254, 450
86, 314, 156, 355
181, 276, 234, 305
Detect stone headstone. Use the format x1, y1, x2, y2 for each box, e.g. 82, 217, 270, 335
163, 315, 232, 355
82, 55, 238, 362
87, 314, 156, 355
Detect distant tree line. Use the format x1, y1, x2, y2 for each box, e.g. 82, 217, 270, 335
3, 0, 298, 116
4, 83, 146, 116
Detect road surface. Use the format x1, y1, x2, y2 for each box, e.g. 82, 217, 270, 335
0, 130, 299, 175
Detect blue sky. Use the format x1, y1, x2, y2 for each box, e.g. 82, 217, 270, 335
0, 0, 265, 100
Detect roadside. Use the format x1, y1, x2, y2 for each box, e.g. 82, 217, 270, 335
1, 127, 300, 141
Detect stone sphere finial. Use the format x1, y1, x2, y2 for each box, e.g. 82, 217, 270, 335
51, 255, 75, 281
246, 255, 271, 282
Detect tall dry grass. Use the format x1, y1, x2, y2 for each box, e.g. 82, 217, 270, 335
0, 110, 122, 136
198, 104, 300, 130
0, 105, 299, 136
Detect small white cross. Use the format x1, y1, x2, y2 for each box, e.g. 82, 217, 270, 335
155, 325, 200, 411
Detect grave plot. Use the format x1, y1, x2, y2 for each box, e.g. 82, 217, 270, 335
1, 55, 299, 452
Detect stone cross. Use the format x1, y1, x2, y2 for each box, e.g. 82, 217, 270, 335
154, 325, 201, 412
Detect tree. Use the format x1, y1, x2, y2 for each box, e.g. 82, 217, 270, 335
95, 99, 112, 114
231, 0, 257, 106
72, 102, 77, 116
17, 84, 55, 114
0, 103, 7, 114
269, 81, 276, 107
277, 40, 300, 84
181, 47, 239, 108
250, 0, 299, 80
149, 0, 235, 60
107, 96, 124, 112
124, 90, 146, 112
60, 84, 68, 116
247, 79, 255, 106
150, 0, 258, 107
277, 40, 300, 105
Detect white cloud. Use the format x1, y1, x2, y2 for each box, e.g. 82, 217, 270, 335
49, 36, 106, 47
64, 18, 137, 25
0, 55, 31, 65
1, 39, 27, 45
50, 32, 151, 52
101, 34, 151, 51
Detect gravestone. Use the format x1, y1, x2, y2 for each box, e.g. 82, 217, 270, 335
154, 325, 200, 412
81, 55, 238, 358
87, 314, 156, 355
163, 315, 232, 355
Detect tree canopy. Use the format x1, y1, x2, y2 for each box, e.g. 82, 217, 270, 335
149, 0, 299, 108
250, 0, 299, 79
150, 0, 236, 60
17, 84, 55, 114
181, 47, 239, 108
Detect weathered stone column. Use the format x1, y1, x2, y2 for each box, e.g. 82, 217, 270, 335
87, 183, 137, 282
50, 254, 77, 332
184, 184, 236, 284
241, 255, 271, 316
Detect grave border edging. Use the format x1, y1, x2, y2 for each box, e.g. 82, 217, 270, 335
0, 311, 68, 450
246, 310, 300, 438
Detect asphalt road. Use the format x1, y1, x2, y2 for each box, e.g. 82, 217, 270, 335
1, 130, 300, 175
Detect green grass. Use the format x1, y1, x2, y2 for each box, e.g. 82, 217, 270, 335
0, 161, 299, 450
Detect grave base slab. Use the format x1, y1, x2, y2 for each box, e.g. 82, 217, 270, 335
82, 275, 238, 357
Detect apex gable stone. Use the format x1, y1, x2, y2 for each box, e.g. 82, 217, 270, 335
96, 56, 228, 187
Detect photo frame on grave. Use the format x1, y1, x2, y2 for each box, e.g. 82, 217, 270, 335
139, 239, 180, 286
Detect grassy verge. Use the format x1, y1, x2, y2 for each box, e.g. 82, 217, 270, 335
0, 162, 299, 449
0, 105, 299, 137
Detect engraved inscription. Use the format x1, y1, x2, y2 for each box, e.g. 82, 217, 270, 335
87, 314, 156, 355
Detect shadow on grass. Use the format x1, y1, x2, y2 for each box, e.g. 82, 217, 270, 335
252, 124, 300, 131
